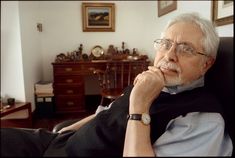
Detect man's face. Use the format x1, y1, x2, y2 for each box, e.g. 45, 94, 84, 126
154, 22, 214, 86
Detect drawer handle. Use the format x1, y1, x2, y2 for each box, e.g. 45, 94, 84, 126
66, 79, 73, 83
66, 90, 74, 94
89, 67, 95, 71
67, 102, 74, 106
65, 68, 72, 72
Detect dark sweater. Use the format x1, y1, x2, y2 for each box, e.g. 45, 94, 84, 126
65, 85, 223, 156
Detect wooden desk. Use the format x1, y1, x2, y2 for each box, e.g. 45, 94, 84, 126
1, 102, 32, 128
52, 60, 149, 114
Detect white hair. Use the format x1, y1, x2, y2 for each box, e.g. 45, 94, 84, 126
161, 12, 220, 59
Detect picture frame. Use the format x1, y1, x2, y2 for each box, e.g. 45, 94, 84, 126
212, 1, 233, 26
82, 3, 115, 32
158, 1, 177, 17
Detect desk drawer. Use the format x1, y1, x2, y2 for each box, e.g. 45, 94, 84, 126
54, 85, 84, 95
54, 66, 82, 75
54, 76, 84, 84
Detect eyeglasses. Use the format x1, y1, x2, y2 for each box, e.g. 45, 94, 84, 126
154, 39, 209, 57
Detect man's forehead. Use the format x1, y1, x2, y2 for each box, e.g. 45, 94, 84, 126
163, 22, 204, 46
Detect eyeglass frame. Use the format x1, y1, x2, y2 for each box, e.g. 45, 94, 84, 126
154, 39, 210, 57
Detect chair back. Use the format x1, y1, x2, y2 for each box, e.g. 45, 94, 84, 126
103, 61, 146, 89
94, 60, 149, 105
205, 37, 234, 153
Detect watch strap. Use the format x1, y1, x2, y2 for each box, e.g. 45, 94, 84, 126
127, 114, 142, 121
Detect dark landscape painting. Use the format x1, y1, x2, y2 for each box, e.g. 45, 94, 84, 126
88, 8, 110, 26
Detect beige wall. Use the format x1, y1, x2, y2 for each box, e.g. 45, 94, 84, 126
1, 1, 26, 103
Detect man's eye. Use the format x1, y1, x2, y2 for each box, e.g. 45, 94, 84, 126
163, 42, 171, 49
182, 46, 194, 54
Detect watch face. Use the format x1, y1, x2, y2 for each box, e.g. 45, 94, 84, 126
91, 45, 104, 58
141, 113, 151, 125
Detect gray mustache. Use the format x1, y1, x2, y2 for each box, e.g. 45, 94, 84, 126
157, 60, 181, 73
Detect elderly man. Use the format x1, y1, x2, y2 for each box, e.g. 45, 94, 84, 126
123, 13, 233, 156
1, 13, 233, 157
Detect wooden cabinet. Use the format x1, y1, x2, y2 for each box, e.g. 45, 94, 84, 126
52, 60, 149, 114
53, 63, 87, 114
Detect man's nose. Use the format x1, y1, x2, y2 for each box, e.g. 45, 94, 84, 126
164, 45, 178, 62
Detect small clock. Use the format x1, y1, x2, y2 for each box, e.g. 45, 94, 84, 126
90, 45, 104, 59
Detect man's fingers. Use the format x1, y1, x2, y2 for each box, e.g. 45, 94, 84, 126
148, 66, 160, 72
148, 66, 165, 82
133, 73, 142, 85
134, 66, 165, 85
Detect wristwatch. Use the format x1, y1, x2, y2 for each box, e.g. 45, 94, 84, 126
127, 113, 151, 125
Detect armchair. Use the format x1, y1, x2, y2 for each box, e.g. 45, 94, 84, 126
204, 37, 234, 149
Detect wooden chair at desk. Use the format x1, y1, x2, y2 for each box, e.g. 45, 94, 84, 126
93, 61, 148, 106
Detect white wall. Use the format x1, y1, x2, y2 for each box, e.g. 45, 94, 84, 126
1, 1, 26, 103
18, 1, 43, 111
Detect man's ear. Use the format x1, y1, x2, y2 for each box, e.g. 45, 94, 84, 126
201, 56, 215, 75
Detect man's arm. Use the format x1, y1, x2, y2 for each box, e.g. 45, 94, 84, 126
123, 66, 165, 156
123, 119, 154, 156
58, 114, 96, 133
57, 101, 114, 133
154, 112, 233, 156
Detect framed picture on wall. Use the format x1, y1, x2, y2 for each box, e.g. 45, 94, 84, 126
82, 3, 115, 32
212, 1, 233, 26
158, 0, 177, 17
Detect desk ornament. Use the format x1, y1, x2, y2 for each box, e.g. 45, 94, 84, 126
89, 45, 105, 60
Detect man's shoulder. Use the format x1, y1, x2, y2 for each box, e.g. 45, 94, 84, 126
181, 87, 222, 108
167, 112, 225, 132
176, 112, 224, 124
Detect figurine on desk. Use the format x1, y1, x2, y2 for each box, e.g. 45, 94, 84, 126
0, 98, 15, 111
